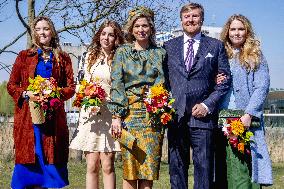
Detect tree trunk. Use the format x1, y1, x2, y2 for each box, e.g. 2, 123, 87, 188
27, 0, 35, 48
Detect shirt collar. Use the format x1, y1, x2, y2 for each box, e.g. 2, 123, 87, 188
183, 32, 201, 44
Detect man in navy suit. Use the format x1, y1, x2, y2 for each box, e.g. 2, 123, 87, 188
163, 3, 231, 189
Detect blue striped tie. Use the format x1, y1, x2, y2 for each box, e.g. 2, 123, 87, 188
184, 39, 194, 72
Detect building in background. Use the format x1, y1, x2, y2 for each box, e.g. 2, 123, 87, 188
264, 90, 284, 113
61, 42, 87, 84
61, 42, 87, 115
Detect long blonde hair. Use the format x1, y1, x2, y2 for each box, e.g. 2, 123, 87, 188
87, 20, 124, 72
220, 14, 261, 71
31, 16, 62, 63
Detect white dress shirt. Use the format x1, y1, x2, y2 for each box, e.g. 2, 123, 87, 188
183, 32, 201, 60
183, 32, 210, 114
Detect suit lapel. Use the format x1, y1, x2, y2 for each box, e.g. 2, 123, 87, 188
188, 35, 210, 76
174, 36, 190, 74
176, 36, 184, 66
193, 34, 209, 66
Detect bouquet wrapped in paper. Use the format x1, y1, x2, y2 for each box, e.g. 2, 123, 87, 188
222, 118, 254, 154
27, 75, 62, 123
73, 79, 106, 115
144, 84, 175, 126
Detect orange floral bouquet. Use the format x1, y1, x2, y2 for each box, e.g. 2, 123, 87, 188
144, 84, 175, 126
73, 79, 106, 115
27, 75, 62, 119
222, 118, 254, 154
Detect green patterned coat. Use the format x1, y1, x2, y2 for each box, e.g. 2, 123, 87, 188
108, 43, 166, 180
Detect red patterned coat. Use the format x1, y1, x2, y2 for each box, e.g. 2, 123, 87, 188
7, 49, 75, 164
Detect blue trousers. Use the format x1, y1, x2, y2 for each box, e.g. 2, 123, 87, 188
168, 117, 214, 189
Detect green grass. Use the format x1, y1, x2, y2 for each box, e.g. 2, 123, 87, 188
0, 160, 283, 189
66, 161, 181, 189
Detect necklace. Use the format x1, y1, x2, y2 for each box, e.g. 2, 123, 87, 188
37, 49, 53, 64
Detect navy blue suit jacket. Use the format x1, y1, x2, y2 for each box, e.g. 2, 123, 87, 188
163, 34, 231, 129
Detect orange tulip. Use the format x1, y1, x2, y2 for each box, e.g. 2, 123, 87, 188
238, 142, 245, 153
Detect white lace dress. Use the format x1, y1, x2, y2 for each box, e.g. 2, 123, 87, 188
69, 56, 120, 152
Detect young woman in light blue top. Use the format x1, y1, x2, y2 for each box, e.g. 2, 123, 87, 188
218, 14, 273, 188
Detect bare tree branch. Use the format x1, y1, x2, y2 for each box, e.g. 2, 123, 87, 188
0, 0, 8, 10
0, 0, 188, 57
0, 31, 27, 54
1, 51, 19, 55
15, 0, 30, 31
37, 0, 53, 16
0, 61, 12, 73
0, 0, 11, 22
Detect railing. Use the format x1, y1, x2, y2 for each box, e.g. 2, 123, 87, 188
264, 114, 284, 128
1, 114, 284, 162
1, 114, 284, 128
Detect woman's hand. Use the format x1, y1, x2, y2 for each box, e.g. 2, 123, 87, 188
111, 117, 122, 138
215, 73, 227, 85
23, 91, 40, 102
90, 106, 101, 115
240, 113, 252, 128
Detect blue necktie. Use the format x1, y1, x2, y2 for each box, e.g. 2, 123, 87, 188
184, 39, 194, 72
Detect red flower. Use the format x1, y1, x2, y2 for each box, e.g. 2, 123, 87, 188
161, 113, 172, 125
42, 103, 49, 111
146, 105, 152, 112
229, 137, 238, 148
50, 98, 62, 109
246, 149, 251, 155
96, 87, 106, 100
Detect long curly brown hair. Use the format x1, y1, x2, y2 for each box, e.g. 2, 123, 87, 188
87, 20, 124, 72
31, 16, 62, 62
220, 14, 261, 71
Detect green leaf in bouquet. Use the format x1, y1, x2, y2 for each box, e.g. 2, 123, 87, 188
244, 131, 254, 142
170, 108, 176, 113
97, 99, 102, 105
83, 103, 91, 111
50, 92, 56, 98
88, 98, 97, 105
33, 102, 40, 108
168, 99, 175, 105
82, 98, 89, 105
28, 77, 34, 84
26, 86, 33, 91
56, 91, 61, 98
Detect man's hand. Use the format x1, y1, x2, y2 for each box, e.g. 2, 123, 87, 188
192, 103, 208, 118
